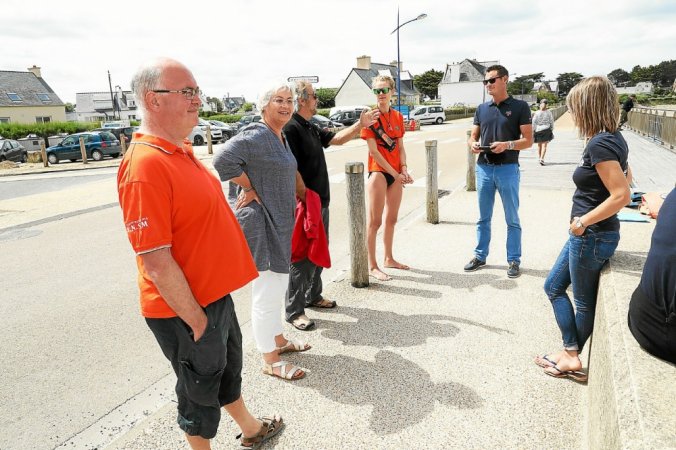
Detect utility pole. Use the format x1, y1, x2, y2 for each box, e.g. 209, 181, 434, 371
107, 71, 116, 120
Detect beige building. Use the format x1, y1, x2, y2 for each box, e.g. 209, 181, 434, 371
0, 65, 66, 124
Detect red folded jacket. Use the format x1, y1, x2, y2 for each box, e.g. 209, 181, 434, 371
291, 189, 331, 267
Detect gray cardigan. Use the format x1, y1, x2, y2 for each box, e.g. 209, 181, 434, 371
212, 122, 297, 273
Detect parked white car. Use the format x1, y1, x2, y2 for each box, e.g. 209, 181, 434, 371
410, 106, 446, 125
189, 119, 223, 146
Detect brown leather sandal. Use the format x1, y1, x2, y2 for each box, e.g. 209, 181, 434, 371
237, 415, 284, 449
309, 297, 337, 309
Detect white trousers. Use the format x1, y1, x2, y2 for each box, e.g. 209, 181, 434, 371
251, 270, 288, 353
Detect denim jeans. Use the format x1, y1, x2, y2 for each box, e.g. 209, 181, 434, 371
544, 229, 620, 351
475, 163, 521, 263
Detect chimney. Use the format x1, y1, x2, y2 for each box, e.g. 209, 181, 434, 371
27, 65, 42, 78
356, 55, 371, 70
390, 60, 403, 72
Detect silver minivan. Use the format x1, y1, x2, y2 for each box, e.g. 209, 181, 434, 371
410, 106, 445, 124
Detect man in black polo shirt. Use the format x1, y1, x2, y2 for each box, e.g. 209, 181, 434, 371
465, 65, 533, 278
283, 81, 378, 330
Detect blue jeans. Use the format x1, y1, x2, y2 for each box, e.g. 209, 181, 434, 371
475, 163, 521, 263
544, 230, 620, 351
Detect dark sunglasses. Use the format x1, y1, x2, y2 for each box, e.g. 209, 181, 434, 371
482, 76, 503, 86
373, 87, 391, 95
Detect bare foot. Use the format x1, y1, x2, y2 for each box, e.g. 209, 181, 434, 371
383, 258, 410, 270
534, 352, 561, 368
369, 268, 392, 281
543, 351, 582, 373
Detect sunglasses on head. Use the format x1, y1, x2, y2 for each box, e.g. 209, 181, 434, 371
373, 87, 391, 95
482, 76, 503, 86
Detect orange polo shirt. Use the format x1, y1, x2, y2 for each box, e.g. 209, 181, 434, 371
117, 133, 257, 318
360, 108, 405, 173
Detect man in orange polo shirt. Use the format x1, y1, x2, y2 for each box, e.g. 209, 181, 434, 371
118, 58, 283, 449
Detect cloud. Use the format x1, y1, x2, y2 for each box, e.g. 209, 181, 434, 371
2, 0, 674, 104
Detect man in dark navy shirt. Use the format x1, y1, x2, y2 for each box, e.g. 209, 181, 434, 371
628, 188, 676, 364
465, 65, 533, 278
283, 81, 377, 331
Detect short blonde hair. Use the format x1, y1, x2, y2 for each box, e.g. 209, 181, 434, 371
372, 75, 395, 90
566, 76, 619, 137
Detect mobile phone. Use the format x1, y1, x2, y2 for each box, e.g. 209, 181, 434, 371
479, 145, 493, 153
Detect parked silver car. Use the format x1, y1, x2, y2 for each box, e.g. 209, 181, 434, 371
190, 119, 223, 146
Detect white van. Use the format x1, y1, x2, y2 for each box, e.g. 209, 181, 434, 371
410, 106, 445, 125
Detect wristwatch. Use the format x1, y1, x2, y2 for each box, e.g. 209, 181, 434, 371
508, 141, 515, 150
574, 217, 585, 229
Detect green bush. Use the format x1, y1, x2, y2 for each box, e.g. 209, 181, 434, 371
0, 121, 98, 140
317, 109, 330, 118
208, 114, 243, 123
444, 106, 477, 115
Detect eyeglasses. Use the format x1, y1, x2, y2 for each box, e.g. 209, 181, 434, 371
482, 77, 503, 86
152, 87, 201, 100
373, 87, 391, 95
271, 97, 294, 106
311, 93, 318, 100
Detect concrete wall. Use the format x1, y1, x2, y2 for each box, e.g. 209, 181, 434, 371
439, 82, 486, 108
0, 105, 66, 124
589, 221, 676, 449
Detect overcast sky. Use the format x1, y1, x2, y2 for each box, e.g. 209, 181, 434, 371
3, 0, 674, 105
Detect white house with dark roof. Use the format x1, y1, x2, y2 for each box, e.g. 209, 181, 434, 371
437, 58, 499, 108
0, 65, 66, 124
335, 56, 420, 107
76, 87, 139, 123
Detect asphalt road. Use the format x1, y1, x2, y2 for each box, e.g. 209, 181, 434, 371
0, 119, 475, 449
0, 170, 117, 201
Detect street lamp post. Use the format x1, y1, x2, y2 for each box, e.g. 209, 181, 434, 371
390, 10, 427, 114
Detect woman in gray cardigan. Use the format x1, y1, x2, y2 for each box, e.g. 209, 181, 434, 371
213, 82, 310, 381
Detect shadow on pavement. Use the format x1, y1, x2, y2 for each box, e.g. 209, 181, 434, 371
291, 350, 484, 434
314, 306, 510, 349
395, 268, 519, 291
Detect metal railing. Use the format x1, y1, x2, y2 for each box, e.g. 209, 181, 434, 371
550, 105, 567, 121
627, 107, 676, 149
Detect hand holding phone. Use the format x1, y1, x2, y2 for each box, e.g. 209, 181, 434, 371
479, 145, 493, 153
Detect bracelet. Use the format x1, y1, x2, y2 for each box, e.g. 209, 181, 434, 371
242, 186, 253, 193
400, 164, 407, 168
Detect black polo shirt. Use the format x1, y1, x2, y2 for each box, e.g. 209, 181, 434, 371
283, 113, 335, 207
473, 96, 531, 165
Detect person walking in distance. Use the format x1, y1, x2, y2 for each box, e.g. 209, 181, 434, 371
532, 99, 554, 165
465, 65, 533, 278
118, 58, 283, 449
618, 94, 636, 129
283, 80, 378, 331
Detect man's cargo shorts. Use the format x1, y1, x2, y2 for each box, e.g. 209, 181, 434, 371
145, 294, 242, 439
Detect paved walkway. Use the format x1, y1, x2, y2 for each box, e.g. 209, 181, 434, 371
17, 115, 671, 449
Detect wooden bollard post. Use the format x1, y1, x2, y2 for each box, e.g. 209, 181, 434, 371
120, 135, 127, 155
79, 136, 88, 164
425, 140, 439, 224
40, 142, 48, 167
466, 130, 476, 191
345, 162, 369, 288
206, 124, 213, 155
